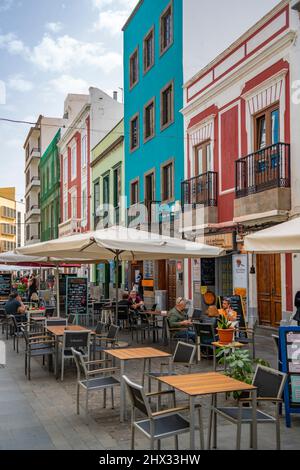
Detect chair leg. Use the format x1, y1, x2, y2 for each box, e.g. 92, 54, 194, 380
76, 384, 80, 415
16, 336, 19, 354
85, 391, 89, 416
174, 435, 179, 450
236, 410, 242, 450
276, 412, 281, 450
61, 356, 64, 381
157, 440, 161, 450
131, 424, 135, 450
249, 423, 253, 449
111, 387, 114, 410
103, 389, 107, 408
28, 355, 31, 381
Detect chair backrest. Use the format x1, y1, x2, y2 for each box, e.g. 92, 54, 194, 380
45, 318, 68, 327
192, 309, 203, 321
151, 303, 157, 311
252, 365, 287, 399
63, 330, 90, 350
45, 307, 55, 318
107, 324, 119, 340
173, 341, 196, 364
95, 321, 106, 335
272, 334, 279, 352
71, 348, 88, 380
193, 323, 215, 342
123, 375, 152, 417
117, 306, 129, 320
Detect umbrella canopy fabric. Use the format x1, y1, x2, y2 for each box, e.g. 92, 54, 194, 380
16, 226, 224, 261
0, 251, 90, 266
244, 217, 300, 253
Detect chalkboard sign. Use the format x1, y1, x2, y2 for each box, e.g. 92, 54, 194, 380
59, 274, 77, 296
0, 273, 12, 298
201, 259, 215, 287
66, 277, 88, 318
279, 327, 300, 427
217, 295, 246, 331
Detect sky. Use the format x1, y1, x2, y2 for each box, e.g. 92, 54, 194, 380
0, 0, 280, 201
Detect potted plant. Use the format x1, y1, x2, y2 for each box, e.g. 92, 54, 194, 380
217, 314, 235, 344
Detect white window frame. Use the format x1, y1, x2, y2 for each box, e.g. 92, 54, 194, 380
63, 157, 68, 183
71, 144, 77, 180
81, 134, 87, 169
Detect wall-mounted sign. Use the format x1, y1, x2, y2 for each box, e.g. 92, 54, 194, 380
201, 259, 215, 286
192, 259, 201, 282
233, 254, 248, 290
205, 233, 234, 250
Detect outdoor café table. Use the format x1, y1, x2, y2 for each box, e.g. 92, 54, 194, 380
104, 347, 172, 422
212, 341, 245, 371
46, 325, 95, 379
157, 372, 257, 450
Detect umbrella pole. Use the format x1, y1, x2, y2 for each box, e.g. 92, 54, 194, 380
55, 265, 60, 318
115, 252, 119, 326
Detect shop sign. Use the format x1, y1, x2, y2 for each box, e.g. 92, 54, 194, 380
233, 254, 248, 290
205, 233, 233, 250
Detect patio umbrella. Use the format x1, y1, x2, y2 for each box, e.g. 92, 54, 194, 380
16, 225, 225, 321
244, 217, 300, 253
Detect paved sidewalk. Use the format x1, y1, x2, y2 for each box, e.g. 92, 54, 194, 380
0, 330, 300, 450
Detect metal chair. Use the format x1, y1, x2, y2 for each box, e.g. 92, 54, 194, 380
212, 365, 287, 450
236, 320, 258, 358
193, 323, 217, 359
93, 324, 120, 359
71, 348, 120, 416
164, 317, 190, 351
124, 375, 204, 450
22, 327, 56, 380
9, 315, 26, 353
144, 342, 196, 400
60, 330, 90, 381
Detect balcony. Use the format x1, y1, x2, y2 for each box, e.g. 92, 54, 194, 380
25, 204, 40, 221
235, 143, 291, 222
25, 147, 40, 170
181, 172, 218, 228
26, 176, 40, 193
58, 218, 82, 238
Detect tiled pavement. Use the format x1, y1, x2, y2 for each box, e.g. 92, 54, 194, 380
1, 328, 300, 450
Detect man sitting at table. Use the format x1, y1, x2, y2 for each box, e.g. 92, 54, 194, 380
128, 290, 145, 311
5, 292, 27, 323
218, 297, 237, 322
168, 297, 196, 343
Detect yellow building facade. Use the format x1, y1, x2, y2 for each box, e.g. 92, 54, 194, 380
0, 188, 16, 253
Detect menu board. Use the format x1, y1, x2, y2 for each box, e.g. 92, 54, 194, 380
201, 259, 215, 286
0, 273, 12, 298
59, 274, 77, 296
279, 327, 300, 427
66, 277, 88, 317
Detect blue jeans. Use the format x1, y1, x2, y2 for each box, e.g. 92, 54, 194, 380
175, 329, 196, 343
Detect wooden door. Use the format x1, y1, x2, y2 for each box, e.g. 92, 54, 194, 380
167, 261, 177, 310
257, 254, 282, 327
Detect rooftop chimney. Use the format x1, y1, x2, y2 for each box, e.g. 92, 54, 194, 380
113, 91, 118, 101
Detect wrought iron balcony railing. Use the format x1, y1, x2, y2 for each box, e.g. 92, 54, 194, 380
235, 142, 290, 199
181, 171, 218, 210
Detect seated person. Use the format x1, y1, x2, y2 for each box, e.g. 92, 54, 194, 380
128, 290, 145, 311
218, 297, 237, 322
5, 292, 27, 323
168, 297, 196, 343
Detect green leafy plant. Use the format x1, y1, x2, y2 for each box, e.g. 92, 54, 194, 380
216, 348, 270, 399
217, 314, 233, 330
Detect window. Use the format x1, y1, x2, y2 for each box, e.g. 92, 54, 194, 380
71, 144, 77, 180
130, 48, 139, 89
255, 104, 280, 151
145, 171, 155, 202
161, 160, 174, 202
63, 200, 68, 221
71, 194, 77, 219
144, 99, 155, 142
63, 157, 68, 183
194, 141, 213, 176
160, 2, 173, 55
113, 166, 121, 208
26, 224, 30, 241
94, 180, 100, 216
161, 81, 174, 130
144, 27, 154, 73
130, 114, 139, 151
131, 180, 139, 206
81, 186, 87, 223
81, 134, 87, 168
103, 174, 110, 205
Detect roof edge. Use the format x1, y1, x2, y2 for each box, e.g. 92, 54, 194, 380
122, 0, 144, 31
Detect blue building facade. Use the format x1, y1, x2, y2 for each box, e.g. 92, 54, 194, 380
123, 0, 184, 215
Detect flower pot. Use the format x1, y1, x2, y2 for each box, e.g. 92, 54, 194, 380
217, 327, 235, 345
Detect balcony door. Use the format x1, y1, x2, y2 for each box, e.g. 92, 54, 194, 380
254, 104, 280, 187
194, 141, 212, 176
257, 254, 282, 327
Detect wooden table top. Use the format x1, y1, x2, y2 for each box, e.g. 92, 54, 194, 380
104, 347, 171, 360
27, 309, 46, 315
46, 325, 94, 337
157, 372, 256, 396
31, 316, 47, 322
212, 342, 245, 348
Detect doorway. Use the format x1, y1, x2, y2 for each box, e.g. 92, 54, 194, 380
257, 254, 282, 327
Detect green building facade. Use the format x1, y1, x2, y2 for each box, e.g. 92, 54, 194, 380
91, 119, 125, 295
40, 130, 61, 241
